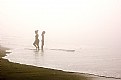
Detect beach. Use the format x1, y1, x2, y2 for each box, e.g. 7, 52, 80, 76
0, 45, 89, 80
1, 45, 120, 80
1, 0, 121, 80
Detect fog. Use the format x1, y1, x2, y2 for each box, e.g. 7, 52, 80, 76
0, 0, 121, 47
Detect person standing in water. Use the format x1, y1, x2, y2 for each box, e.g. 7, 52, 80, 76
33, 30, 39, 50
41, 31, 45, 51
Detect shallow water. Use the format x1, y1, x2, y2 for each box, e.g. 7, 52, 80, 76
1, 0, 121, 79
3, 45, 121, 79
1, 33, 121, 79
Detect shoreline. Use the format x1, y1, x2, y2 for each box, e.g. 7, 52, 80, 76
0, 45, 120, 80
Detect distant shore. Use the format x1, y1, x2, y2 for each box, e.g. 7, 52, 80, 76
0, 45, 120, 80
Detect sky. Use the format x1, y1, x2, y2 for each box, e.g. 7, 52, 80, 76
0, 0, 121, 47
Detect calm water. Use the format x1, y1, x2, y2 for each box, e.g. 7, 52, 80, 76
1, 0, 121, 79
1, 32, 121, 79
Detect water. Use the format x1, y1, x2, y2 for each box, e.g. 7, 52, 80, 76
1, 0, 121, 79
1, 33, 121, 79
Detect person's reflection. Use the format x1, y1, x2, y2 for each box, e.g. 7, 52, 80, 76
34, 50, 44, 56
33, 50, 44, 66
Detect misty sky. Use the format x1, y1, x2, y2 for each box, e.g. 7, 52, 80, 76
0, 0, 121, 47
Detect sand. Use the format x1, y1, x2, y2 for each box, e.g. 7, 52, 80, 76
0, 45, 120, 80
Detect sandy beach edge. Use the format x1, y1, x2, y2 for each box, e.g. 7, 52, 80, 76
0, 45, 120, 80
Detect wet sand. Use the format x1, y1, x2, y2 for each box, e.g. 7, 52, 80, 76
0, 46, 120, 80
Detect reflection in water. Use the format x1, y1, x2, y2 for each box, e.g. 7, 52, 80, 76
33, 50, 44, 66
3, 47, 121, 79
34, 50, 44, 56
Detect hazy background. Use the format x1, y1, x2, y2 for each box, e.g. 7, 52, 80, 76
1, 0, 121, 78
0, 0, 121, 48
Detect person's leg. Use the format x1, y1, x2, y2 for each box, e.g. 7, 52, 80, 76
41, 41, 44, 51
41, 45, 43, 51
38, 45, 39, 50
36, 43, 39, 50
33, 42, 36, 48
36, 40, 39, 50
33, 42, 39, 50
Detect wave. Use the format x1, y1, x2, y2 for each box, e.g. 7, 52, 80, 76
82, 73, 121, 80
50, 49, 75, 52
24, 48, 75, 52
